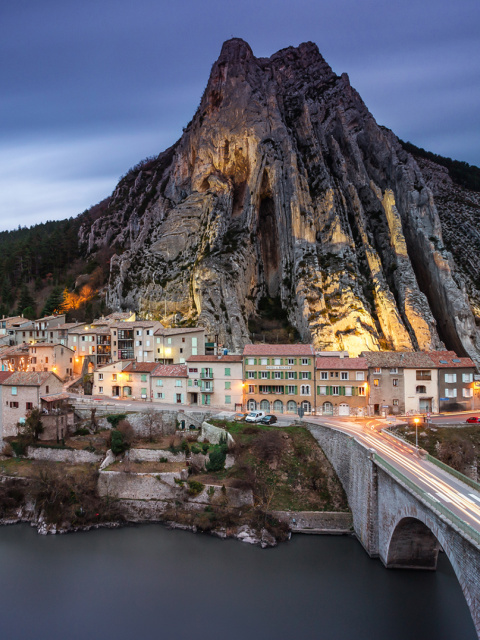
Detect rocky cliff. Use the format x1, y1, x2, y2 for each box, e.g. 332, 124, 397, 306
79, 38, 480, 363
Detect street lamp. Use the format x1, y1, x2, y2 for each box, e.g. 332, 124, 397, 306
414, 417, 419, 449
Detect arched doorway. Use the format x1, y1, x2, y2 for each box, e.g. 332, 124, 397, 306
273, 400, 284, 414
260, 400, 270, 412
302, 401, 311, 414
322, 401, 333, 415
287, 400, 297, 414
247, 399, 257, 411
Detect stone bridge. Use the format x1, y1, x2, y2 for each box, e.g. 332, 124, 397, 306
308, 423, 480, 638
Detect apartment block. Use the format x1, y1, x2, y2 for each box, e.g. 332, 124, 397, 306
428, 351, 476, 411
243, 344, 315, 415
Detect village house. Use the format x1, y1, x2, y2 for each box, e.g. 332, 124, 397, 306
427, 351, 476, 411
110, 321, 162, 363
154, 327, 205, 364
186, 354, 243, 410
243, 344, 315, 415
14, 314, 67, 345
0, 371, 64, 438
315, 356, 368, 417
92, 360, 132, 397
119, 362, 159, 400
151, 364, 188, 405
0, 343, 30, 372
363, 351, 439, 415
29, 343, 76, 379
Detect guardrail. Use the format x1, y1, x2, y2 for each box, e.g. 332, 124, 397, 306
425, 454, 480, 493
373, 453, 480, 548
385, 426, 480, 494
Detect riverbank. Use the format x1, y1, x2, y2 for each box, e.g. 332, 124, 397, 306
0, 414, 352, 545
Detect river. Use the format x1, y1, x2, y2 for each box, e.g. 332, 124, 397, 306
0, 524, 475, 640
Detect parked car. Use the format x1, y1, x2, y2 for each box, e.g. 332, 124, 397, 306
232, 412, 246, 422
466, 416, 480, 423
245, 411, 266, 423
259, 415, 277, 425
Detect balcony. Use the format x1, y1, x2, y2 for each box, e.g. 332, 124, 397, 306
416, 370, 431, 381
200, 382, 214, 393
200, 371, 213, 380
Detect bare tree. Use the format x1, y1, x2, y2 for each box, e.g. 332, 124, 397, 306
142, 408, 164, 442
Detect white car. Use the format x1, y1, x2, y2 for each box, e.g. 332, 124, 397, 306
245, 411, 266, 423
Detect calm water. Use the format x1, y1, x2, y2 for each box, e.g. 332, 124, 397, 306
0, 524, 475, 640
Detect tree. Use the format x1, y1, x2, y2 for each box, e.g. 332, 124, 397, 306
20, 407, 44, 441
142, 408, 164, 442
16, 284, 35, 317
41, 286, 65, 316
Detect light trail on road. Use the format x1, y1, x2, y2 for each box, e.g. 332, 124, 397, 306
310, 417, 480, 534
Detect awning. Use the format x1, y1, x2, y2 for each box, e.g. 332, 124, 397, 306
40, 393, 71, 403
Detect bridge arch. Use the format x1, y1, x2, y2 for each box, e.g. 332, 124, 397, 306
385, 511, 476, 633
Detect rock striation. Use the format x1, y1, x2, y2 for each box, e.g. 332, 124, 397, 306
80, 38, 480, 363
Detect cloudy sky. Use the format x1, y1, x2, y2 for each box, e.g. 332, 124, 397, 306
1, 0, 479, 231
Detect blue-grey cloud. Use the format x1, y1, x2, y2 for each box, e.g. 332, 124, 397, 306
1, 0, 479, 230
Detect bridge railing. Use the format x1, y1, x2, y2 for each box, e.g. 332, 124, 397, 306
373, 453, 480, 549
424, 454, 480, 493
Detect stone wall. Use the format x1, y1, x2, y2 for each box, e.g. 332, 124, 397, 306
271, 510, 353, 533
129, 448, 186, 463
97, 470, 253, 516
73, 406, 211, 438
307, 423, 379, 555
26, 446, 102, 465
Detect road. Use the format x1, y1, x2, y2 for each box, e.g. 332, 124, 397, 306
306, 414, 480, 538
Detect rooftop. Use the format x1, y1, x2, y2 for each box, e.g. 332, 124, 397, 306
243, 344, 314, 357
316, 356, 367, 370
362, 351, 436, 368
152, 364, 188, 378
154, 326, 205, 336
425, 350, 475, 369
1, 371, 59, 386
187, 355, 242, 363
124, 362, 159, 373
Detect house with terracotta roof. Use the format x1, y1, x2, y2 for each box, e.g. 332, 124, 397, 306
427, 351, 477, 411
186, 354, 243, 410
0, 371, 64, 438
151, 364, 188, 405
243, 344, 315, 415
29, 343, 75, 380
315, 356, 368, 416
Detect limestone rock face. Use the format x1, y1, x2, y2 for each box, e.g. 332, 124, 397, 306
80, 38, 480, 362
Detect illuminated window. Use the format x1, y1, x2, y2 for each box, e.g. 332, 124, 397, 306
373, 379, 379, 387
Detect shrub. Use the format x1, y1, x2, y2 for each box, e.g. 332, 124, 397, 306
160, 457, 168, 463
190, 445, 201, 454
74, 428, 90, 436
201, 443, 209, 454
10, 441, 27, 457
187, 480, 204, 496
110, 430, 129, 455
181, 439, 190, 454
117, 419, 135, 447
206, 448, 226, 472
106, 414, 127, 429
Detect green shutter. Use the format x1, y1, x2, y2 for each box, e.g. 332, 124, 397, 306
254, 371, 257, 379
294, 372, 297, 379
327, 386, 331, 395
188, 379, 192, 387
201, 368, 205, 376
317, 386, 320, 395
294, 385, 298, 394
308, 372, 312, 380
225, 367, 231, 376
280, 358, 283, 365
267, 372, 271, 379
281, 372, 284, 379
254, 358, 257, 365
340, 386, 345, 396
